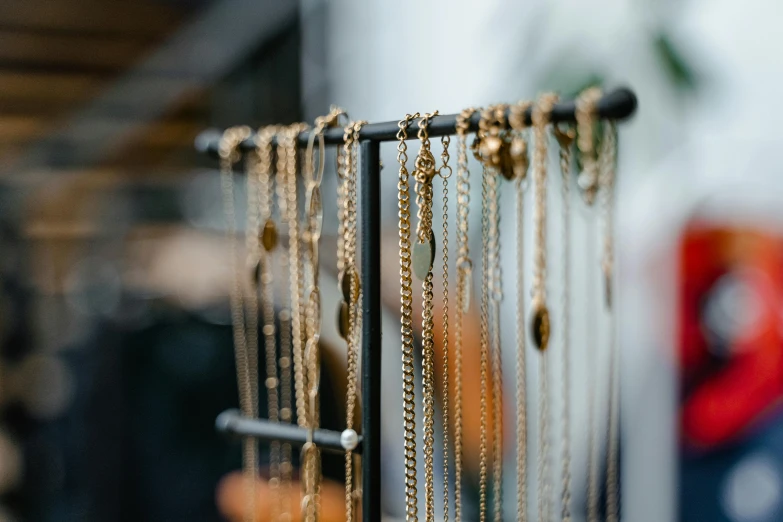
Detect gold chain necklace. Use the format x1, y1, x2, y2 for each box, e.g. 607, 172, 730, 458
439, 134, 452, 522
489, 104, 507, 522
453, 107, 476, 522
218, 125, 256, 522
553, 122, 575, 522
531, 92, 558, 522
276, 123, 308, 519
576, 87, 602, 522
474, 107, 493, 522
509, 100, 532, 522
301, 108, 343, 522
244, 132, 261, 496
397, 112, 420, 522
600, 120, 619, 522
286, 124, 309, 435
339, 120, 366, 522
413, 111, 439, 522
475, 103, 510, 522
252, 125, 281, 522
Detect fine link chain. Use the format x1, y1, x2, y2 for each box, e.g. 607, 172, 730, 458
254, 126, 282, 522
351, 120, 367, 518
439, 134, 452, 522
453, 107, 476, 522
342, 122, 358, 522
532, 93, 558, 522
397, 112, 420, 522
577, 87, 602, 522
218, 125, 256, 522
244, 132, 261, 483
553, 122, 576, 522
415, 111, 439, 522
341, 119, 367, 522
509, 100, 532, 522
276, 123, 308, 520
488, 104, 507, 522
601, 121, 620, 522
575, 87, 602, 207
477, 113, 491, 522
286, 124, 311, 434
301, 108, 343, 522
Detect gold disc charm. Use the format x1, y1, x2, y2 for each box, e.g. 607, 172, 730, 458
412, 231, 436, 280
530, 299, 551, 351
337, 300, 350, 340
339, 265, 361, 304
261, 219, 278, 252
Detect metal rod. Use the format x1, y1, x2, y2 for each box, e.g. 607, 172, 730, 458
215, 409, 360, 454
360, 139, 382, 522
195, 86, 637, 155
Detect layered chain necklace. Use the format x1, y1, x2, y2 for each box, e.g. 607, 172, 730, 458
396, 112, 420, 522
413, 111, 439, 522
452, 107, 476, 522
218, 125, 258, 522
576, 86, 603, 522
599, 119, 619, 522
508, 100, 532, 522
213, 87, 626, 522
338, 119, 366, 522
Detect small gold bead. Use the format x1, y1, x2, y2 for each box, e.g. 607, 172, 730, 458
261, 219, 278, 251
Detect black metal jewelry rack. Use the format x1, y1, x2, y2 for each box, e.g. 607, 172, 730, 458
196, 86, 638, 522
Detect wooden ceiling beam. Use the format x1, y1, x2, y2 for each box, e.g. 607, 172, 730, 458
0, 0, 186, 38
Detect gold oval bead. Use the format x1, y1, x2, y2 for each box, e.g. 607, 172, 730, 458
530, 300, 551, 352
339, 265, 361, 304
261, 219, 278, 251
337, 300, 350, 340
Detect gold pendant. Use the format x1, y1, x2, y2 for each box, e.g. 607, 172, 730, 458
412, 231, 436, 280
261, 219, 278, 251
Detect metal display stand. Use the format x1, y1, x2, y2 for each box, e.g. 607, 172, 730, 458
196, 87, 638, 522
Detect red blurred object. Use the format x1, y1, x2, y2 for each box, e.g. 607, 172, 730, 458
678, 224, 783, 449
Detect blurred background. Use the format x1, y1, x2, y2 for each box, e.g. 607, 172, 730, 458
0, 0, 781, 521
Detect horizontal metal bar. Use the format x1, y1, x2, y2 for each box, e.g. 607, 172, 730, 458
194, 86, 637, 156
215, 409, 360, 454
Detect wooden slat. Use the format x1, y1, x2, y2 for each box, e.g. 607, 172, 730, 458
0, 0, 185, 38
0, 71, 105, 101
0, 115, 202, 146
0, 30, 151, 70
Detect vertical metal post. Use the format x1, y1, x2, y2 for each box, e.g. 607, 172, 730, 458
359, 139, 382, 522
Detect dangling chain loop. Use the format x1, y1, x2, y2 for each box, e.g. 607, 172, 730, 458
218, 125, 257, 522
600, 120, 620, 522
341, 119, 367, 522
301, 107, 345, 522
453, 107, 476, 522
253, 125, 281, 522
397, 112, 420, 522
553, 121, 576, 522
477, 106, 493, 522
531, 92, 559, 522
509, 100, 532, 522
278, 123, 309, 522
415, 111, 439, 522
439, 133, 452, 522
